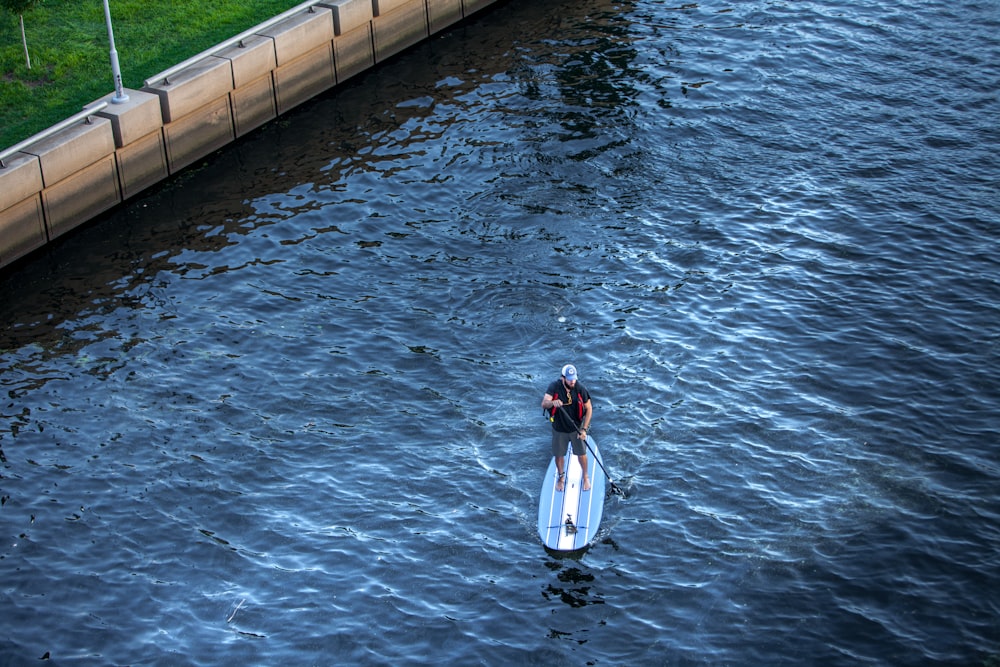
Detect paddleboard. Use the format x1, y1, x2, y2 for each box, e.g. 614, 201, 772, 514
537, 435, 606, 551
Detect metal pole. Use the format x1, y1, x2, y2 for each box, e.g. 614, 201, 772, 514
102, 0, 128, 104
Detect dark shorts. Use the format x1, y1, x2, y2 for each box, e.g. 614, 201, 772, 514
551, 429, 586, 457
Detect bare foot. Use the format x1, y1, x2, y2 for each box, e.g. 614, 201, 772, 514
583, 477, 591, 491
556, 473, 565, 492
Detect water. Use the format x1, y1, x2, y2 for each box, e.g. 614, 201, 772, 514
2, 0, 999, 664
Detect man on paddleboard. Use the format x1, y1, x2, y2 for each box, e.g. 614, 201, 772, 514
541, 364, 593, 492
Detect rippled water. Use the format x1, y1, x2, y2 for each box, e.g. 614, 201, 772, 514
2, 0, 999, 664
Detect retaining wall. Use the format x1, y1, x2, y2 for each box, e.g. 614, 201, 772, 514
0, 0, 500, 271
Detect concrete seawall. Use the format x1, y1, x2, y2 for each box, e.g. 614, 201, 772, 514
0, 0, 500, 272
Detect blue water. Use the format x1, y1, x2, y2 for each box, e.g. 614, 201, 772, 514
2, 0, 999, 664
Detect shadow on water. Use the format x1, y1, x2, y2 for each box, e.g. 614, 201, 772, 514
542, 556, 607, 610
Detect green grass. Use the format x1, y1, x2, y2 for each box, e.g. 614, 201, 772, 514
1, 0, 302, 149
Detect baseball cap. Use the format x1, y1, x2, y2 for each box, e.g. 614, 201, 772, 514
561, 364, 577, 382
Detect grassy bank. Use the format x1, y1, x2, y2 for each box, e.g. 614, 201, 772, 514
1, 0, 301, 149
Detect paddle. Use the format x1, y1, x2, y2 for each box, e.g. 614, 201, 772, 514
555, 404, 626, 497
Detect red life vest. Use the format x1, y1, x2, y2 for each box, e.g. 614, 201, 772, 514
547, 381, 585, 422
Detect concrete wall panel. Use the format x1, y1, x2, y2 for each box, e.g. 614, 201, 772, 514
258, 7, 334, 67
116, 130, 169, 200
144, 57, 235, 124
91, 90, 164, 147
42, 155, 121, 240
334, 23, 375, 82
24, 117, 115, 188
0, 195, 47, 267
0, 153, 43, 212
373, 0, 413, 16
372, 0, 429, 63
274, 43, 337, 115
162, 96, 236, 173
319, 0, 374, 36
231, 74, 279, 137
427, 0, 464, 34
463, 0, 496, 16
217, 35, 278, 89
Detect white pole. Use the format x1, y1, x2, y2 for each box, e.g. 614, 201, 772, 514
102, 0, 128, 103
20, 15, 32, 70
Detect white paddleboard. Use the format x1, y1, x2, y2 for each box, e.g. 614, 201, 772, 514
537, 435, 606, 551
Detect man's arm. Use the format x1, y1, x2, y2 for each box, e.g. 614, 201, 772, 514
541, 393, 563, 410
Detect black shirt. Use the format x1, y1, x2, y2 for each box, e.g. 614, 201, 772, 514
546, 379, 590, 433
